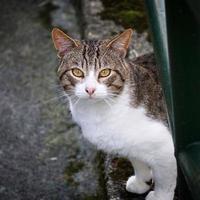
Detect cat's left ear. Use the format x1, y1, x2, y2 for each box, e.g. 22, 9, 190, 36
107, 29, 133, 57
51, 28, 80, 58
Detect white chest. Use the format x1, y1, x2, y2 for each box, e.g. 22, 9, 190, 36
69, 93, 170, 158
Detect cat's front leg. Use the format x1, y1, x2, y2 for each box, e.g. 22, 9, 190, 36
126, 159, 152, 194
145, 147, 177, 200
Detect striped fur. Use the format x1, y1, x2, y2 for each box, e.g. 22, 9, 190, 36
58, 39, 128, 96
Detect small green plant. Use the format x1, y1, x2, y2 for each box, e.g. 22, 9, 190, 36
100, 0, 148, 33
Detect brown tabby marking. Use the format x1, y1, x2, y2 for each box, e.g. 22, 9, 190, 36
129, 53, 167, 123
57, 40, 127, 96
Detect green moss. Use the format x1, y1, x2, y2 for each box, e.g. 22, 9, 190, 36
108, 157, 133, 182
63, 161, 84, 186
100, 0, 148, 33
64, 161, 85, 176
94, 152, 108, 200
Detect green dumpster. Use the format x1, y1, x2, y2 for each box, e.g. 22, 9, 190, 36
145, 0, 200, 199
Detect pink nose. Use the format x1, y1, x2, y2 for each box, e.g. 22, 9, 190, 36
85, 87, 96, 96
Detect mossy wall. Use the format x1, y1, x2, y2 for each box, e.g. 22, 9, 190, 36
100, 0, 148, 33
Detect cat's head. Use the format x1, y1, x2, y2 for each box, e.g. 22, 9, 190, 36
51, 28, 133, 102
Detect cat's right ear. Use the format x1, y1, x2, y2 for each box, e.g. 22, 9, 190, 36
51, 28, 79, 58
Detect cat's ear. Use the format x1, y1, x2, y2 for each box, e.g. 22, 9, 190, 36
107, 29, 133, 57
51, 28, 80, 58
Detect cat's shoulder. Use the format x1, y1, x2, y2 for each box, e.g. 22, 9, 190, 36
128, 53, 159, 82
128, 53, 168, 124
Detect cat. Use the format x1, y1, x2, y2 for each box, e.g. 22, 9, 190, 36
51, 28, 177, 200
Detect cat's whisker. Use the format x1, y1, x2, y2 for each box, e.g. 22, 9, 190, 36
35, 94, 67, 106
108, 94, 118, 98
107, 91, 119, 96
48, 83, 65, 90
106, 97, 116, 104
60, 99, 70, 106
73, 97, 81, 107
52, 89, 64, 95
103, 98, 112, 108
107, 94, 119, 100
104, 98, 117, 107
49, 84, 62, 89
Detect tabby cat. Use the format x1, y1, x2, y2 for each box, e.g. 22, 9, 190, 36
51, 28, 177, 200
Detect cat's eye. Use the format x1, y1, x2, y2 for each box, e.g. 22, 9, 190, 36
71, 68, 84, 78
99, 69, 111, 78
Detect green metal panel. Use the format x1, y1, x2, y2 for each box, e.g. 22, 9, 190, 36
165, 1, 200, 199
144, 0, 175, 140
179, 143, 200, 200
145, 0, 200, 199
165, 0, 200, 152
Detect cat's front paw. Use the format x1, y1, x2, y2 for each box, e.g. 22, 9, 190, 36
145, 191, 157, 200
126, 176, 150, 194
145, 191, 173, 200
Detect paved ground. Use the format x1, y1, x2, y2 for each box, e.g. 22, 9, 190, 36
0, 0, 105, 199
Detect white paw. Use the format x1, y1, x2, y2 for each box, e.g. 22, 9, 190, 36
146, 191, 174, 200
126, 176, 150, 194
146, 191, 157, 200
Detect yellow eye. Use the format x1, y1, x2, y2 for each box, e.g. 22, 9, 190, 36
99, 69, 111, 78
71, 68, 84, 78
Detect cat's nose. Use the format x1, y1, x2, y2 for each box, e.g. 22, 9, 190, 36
85, 87, 96, 96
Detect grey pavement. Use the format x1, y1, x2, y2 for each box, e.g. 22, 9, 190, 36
0, 0, 105, 199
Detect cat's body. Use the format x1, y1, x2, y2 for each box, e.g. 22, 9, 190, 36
52, 28, 177, 200
71, 83, 173, 161
71, 53, 169, 155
